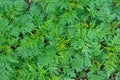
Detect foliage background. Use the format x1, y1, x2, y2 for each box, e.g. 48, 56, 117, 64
0, 0, 120, 80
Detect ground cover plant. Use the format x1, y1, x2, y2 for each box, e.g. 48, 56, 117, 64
0, 0, 120, 80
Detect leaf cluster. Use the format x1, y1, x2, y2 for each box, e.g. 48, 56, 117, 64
0, 0, 120, 80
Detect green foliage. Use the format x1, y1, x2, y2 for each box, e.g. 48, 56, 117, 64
0, 0, 120, 80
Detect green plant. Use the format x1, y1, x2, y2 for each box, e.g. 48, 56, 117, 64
0, 0, 120, 80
